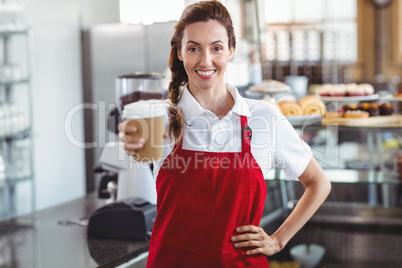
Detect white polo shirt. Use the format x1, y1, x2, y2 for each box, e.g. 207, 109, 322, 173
153, 84, 312, 180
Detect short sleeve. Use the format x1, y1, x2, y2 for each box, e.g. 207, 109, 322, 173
272, 107, 313, 179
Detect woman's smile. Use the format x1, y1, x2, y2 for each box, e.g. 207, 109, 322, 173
195, 70, 216, 79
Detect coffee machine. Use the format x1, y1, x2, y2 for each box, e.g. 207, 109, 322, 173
88, 73, 166, 240
97, 73, 166, 204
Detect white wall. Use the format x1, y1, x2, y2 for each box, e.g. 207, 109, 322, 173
20, 0, 120, 212
22, 0, 85, 210
79, 0, 120, 28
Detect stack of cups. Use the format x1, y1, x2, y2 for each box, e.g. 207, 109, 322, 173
122, 100, 166, 162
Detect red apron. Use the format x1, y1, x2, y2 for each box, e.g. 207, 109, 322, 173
147, 116, 268, 267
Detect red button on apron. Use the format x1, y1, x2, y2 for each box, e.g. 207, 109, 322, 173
147, 116, 268, 267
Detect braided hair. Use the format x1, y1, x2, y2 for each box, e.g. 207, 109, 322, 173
168, 0, 236, 144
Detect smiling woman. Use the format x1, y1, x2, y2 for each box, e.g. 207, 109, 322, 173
117, 1, 331, 267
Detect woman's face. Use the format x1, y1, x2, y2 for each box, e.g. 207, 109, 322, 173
178, 20, 233, 92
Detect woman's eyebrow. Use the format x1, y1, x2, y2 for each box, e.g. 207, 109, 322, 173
186, 40, 224, 45
211, 40, 223, 45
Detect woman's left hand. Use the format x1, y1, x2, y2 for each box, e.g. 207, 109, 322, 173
231, 225, 281, 256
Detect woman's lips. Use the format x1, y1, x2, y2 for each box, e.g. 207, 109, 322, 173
196, 70, 216, 79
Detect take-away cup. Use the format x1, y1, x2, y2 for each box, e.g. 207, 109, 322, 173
122, 100, 166, 162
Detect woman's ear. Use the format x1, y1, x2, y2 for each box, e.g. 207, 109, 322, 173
228, 47, 234, 61
177, 49, 183, 61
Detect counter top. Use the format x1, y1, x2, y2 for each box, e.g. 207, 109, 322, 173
0, 193, 149, 268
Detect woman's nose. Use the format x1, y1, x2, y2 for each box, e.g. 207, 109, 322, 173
200, 51, 212, 66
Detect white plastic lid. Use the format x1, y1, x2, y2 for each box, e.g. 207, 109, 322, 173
122, 99, 167, 119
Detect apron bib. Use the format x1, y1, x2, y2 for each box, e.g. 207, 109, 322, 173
147, 116, 268, 267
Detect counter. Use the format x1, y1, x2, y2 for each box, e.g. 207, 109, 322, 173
0, 193, 149, 268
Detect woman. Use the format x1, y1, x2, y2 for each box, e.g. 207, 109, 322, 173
118, 1, 331, 267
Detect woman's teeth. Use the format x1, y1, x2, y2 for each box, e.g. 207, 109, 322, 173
197, 70, 214, 76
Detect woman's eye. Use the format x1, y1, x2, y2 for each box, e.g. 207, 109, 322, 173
188, 47, 198, 52
213, 46, 223, 52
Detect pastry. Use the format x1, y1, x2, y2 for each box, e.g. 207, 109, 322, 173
330, 84, 346, 96
299, 96, 326, 115
346, 83, 365, 96
393, 90, 402, 98
344, 110, 369, 118
357, 102, 370, 111
324, 112, 341, 119
279, 101, 302, 116
299, 96, 318, 106
318, 84, 333, 96
366, 105, 379, 116
318, 83, 374, 97
359, 83, 375, 95
249, 79, 291, 94
379, 102, 393, 115
358, 102, 378, 116
342, 104, 357, 112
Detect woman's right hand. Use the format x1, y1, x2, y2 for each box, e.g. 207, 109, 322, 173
117, 121, 145, 156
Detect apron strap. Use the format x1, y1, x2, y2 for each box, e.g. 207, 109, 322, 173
240, 116, 251, 154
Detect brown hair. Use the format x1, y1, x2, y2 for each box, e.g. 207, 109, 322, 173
167, 0, 236, 144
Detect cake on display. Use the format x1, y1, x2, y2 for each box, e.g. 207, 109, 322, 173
249, 79, 291, 94
318, 83, 374, 97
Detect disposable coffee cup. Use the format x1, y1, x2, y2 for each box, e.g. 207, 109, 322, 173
122, 100, 166, 162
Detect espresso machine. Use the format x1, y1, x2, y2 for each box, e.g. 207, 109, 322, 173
88, 73, 166, 240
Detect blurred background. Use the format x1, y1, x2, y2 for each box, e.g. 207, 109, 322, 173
1, 0, 402, 267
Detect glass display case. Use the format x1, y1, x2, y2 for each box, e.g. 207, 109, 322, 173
260, 112, 402, 267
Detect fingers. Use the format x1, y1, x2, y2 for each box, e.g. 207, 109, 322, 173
231, 225, 271, 256
118, 122, 137, 136
245, 248, 263, 255
123, 138, 145, 152
231, 232, 261, 243
236, 225, 262, 233
231, 225, 264, 241
118, 122, 144, 155
233, 240, 264, 249
118, 131, 144, 145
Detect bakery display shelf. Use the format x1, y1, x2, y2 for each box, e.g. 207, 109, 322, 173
285, 114, 322, 126
380, 94, 402, 102
0, 128, 32, 142
267, 168, 402, 185
0, 78, 30, 86
311, 202, 402, 226
319, 94, 379, 102
244, 89, 290, 100
0, 28, 29, 36
321, 114, 402, 128
0, 175, 33, 189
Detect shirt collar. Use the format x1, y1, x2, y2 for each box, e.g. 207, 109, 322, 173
226, 84, 252, 117
178, 83, 251, 119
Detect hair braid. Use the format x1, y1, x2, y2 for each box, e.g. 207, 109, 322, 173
167, 62, 186, 144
